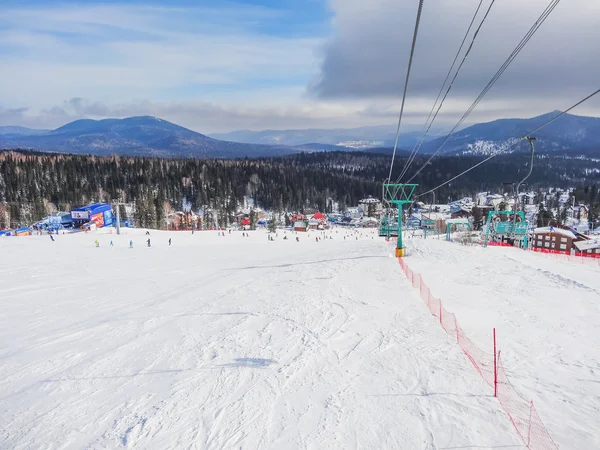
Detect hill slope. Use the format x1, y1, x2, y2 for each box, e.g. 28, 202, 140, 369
0, 117, 302, 158
421, 112, 600, 156
0, 126, 50, 137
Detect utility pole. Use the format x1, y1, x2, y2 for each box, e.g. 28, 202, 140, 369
513, 136, 536, 244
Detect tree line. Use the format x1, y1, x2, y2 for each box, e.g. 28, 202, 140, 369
1, 149, 599, 229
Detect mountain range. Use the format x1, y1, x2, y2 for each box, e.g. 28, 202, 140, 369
1, 111, 599, 159
210, 126, 430, 149
419, 111, 600, 156
0, 117, 307, 158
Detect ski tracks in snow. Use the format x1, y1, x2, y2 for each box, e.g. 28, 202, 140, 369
1, 231, 520, 449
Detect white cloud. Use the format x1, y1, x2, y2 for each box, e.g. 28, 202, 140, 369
1, 0, 600, 133
0, 3, 322, 106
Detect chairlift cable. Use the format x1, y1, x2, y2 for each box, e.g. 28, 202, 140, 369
405, 0, 561, 184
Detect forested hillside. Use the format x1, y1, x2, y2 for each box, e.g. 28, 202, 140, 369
1, 149, 599, 228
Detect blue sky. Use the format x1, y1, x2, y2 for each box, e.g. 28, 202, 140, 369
1, 0, 599, 132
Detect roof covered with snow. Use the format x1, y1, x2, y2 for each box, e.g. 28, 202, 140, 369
534, 227, 577, 239
573, 240, 600, 251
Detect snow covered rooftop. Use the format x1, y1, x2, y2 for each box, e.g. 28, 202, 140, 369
534, 227, 577, 239
359, 197, 380, 204
573, 239, 600, 251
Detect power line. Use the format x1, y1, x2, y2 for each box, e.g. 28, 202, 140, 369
414, 87, 600, 199
398, 0, 492, 182
405, 0, 561, 184
387, 0, 426, 183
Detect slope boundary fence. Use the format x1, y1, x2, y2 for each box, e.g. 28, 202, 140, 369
397, 257, 558, 450
529, 247, 600, 267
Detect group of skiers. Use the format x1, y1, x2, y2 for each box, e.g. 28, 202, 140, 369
92, 237, 172, 248
85, 226, 371, 248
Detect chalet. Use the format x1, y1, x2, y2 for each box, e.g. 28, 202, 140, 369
532, 226, 587, 253
359, 197, 382, 217
519, 192, 537, 206
567, 205, 589, 222
294, 220, 308, 232
308, 211, 327, 230
573, 239, 600, 255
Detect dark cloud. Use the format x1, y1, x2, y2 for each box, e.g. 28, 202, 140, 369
311, 0, 600, 117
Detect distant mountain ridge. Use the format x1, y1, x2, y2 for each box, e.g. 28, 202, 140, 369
0, 125, 50, 137
210, 126, 429, 149
420, 111, 600, 156
1, 111, 599, 159
0, 116, 304, 158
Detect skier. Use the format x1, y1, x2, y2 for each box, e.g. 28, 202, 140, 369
169, 238, 172, 246
94, 239, 99, 247
147, 238, 151, 247
110, 240, 114, 246
146, 230, 150, 235
49, 234, 55, 242
315, 236, 318, 242
129, 240, 133, 248
296, 236, 299, 242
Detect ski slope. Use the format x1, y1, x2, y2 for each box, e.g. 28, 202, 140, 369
0, 228, 525, 449
405, 237, 600, 449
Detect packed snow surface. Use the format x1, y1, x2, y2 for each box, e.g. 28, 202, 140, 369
405, 236, 600, 449
1, 228, 594, 449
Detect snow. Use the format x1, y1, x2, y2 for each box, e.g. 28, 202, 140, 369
0, 228, 527, 449
534, 226, 578, 239
573, 239, 600, 251
404, 237, 600, 449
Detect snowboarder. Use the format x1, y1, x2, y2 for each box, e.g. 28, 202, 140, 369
169, 238, 172, 246
129, 240, 133, 248
94, 240, 99, 247
296, 236, 299, 242
147, 238, 151, 247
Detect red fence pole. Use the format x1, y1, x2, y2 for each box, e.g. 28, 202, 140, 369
493, 329, 497, 397
439, 302, 442, 325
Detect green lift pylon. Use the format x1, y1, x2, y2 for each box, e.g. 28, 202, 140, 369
384, 183, 417, 257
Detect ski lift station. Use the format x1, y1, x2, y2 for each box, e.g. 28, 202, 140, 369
70, 203, 114, 230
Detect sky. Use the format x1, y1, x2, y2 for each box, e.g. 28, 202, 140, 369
1, 0, 599, 133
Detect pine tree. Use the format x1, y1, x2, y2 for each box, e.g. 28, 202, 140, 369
268, 215, 277, 233
367, 202, 376, 217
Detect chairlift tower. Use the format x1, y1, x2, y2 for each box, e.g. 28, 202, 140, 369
383, 183, 417, 257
